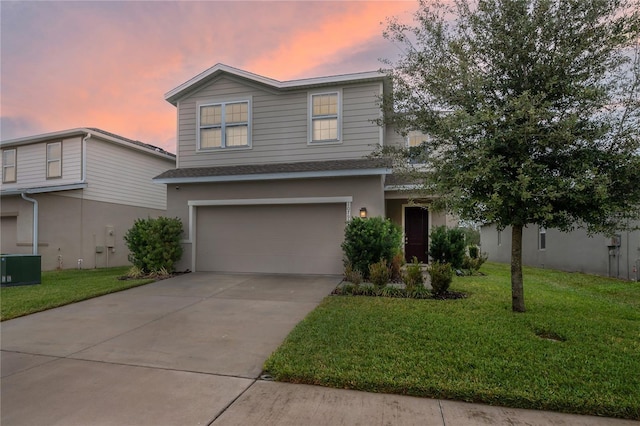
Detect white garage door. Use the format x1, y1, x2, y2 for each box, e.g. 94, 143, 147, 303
195, 203, 347, 274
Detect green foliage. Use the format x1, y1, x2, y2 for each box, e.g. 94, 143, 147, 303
461, 227, 480, 246
429, 262, 453, 295
343, 263, 363, 286
368, 259, 391, 289
124, 217, 183, 273
402, 256, 425, 292
428, 226, 466, 269
462, 251, 489, 273
389, 252, 405, 283
468, 245, 479, 259
342, 217, 402, 278
381, 0, 640, 311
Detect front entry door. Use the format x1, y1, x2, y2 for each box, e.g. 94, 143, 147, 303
404, 207, 429, 263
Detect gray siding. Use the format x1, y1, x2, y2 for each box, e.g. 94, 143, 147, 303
65, 138, 173, 210
176, 76, 383, 167
1, 137, 82, 190
481, 224, 640, 280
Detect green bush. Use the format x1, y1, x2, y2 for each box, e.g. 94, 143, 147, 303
402, 256, 424, 292
342, 217, 402, 278
124, 217, 183, 273
468, 245, 479, 259
429, 262, 453, 295
344, 262, 363, 286
462, 252, 489, 273
369, 259, 391, 289
428, 226, 466, 269
390, 252, 405, 283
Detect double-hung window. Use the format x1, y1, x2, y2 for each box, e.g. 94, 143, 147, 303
198, 100, 250, 149
2, 149, 16, 183
47, 142, 62, 178
310, 91, 340, 143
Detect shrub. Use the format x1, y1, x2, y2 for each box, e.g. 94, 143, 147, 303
369, 259, 391, 289
462, 251, 489, 273
468, 245, 479, 259
124, 217, 183, 273
342, 217, 402, 278
429, 262, 453, 295
344, 263, 363, 286
390, 252, 405, 283
402, 256, 424, 292
428, 226, 466, 269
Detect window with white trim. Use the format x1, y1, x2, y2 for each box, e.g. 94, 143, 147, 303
46, 142, 62, 178
2, 149, 16, 183
407, 130, 428, 147
198, 100, 250, 149
309, 92, 340, 142
538, 227, 546, 250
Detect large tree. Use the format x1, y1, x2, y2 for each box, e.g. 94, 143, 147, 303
381, 0, 640, 311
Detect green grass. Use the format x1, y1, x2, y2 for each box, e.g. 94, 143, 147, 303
1, 267, 154, 321
264, 262, 640, 419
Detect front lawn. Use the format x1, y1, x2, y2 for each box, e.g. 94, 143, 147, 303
1, 267, 154, 321
264, 262, 640, 420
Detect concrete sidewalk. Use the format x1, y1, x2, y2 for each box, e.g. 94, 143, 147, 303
1, 273, 637, 425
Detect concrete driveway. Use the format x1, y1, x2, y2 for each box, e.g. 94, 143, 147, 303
2, 273, 636, 426
1, 273, 340, 425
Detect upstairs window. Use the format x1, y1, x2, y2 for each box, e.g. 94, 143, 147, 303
2, 149, 16, 183
46, 142, 62, 178
407, 131, 428, 147
310, 92, 340, 143
198, 100, 250, 150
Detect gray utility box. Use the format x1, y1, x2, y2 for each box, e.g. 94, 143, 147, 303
1, 255, 42, 287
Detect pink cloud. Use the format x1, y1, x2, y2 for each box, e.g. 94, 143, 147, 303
1, 1, 418, 153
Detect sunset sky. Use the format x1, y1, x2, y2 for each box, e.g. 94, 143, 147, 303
1, 1, 418, 152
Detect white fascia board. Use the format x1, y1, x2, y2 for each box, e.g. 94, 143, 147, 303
165, 63, 384, 105
153, 167, 392, 184
1, 182, 88, 196
188, 196, 353, 207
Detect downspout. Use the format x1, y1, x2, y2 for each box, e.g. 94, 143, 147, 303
81, 132, 91, 183
21, 192, 38, 255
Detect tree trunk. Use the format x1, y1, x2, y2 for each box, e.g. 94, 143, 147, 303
511, 224, 525, 312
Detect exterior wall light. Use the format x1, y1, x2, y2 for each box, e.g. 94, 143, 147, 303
359, 207, 367, 218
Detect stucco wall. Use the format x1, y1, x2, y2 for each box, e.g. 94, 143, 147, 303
1, 193, 165, 271
481, 223, 640, 280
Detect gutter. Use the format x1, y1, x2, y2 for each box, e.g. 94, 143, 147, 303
20, 192, 38, 255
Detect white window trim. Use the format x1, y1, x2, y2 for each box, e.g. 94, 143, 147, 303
538, 227, 546, 251
46, 141, 62, 179
308, 89, 342, 144
196, 97, 252, 151
2, 149, 17, 183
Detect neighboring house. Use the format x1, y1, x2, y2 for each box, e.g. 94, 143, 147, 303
154, 64, 454, 275
1, 128, 176, 270
481, 224, 640, 281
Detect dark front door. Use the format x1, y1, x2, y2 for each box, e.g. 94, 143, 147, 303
404, 207, 429, 263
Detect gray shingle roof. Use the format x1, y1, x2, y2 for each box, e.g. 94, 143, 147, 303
154, 158, 391, 180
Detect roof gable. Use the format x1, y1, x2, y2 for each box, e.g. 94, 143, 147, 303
164, 63, 386, 105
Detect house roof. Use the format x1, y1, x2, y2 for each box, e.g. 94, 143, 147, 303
1, 127, 175, 161
153, 158, 392, 184
165, 63, 387, 106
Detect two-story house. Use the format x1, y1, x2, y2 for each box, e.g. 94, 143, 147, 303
154, 64, 454, 275
1, 128, 176, 270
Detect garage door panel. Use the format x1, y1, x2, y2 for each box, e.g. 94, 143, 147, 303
196, 204, 346, 274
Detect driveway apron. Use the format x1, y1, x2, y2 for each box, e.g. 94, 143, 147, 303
1, 273, 340, 426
